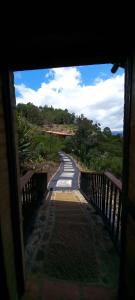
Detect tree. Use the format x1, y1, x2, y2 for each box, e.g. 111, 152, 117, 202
103, 127, 112, 136
17, 102, 44, 125
16, 114, 33, 173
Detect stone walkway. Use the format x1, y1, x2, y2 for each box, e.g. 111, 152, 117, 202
48, 151, 80, 191
23, 153, 119, 299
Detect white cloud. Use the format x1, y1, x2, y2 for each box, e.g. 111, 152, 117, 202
15, 67, 124, 131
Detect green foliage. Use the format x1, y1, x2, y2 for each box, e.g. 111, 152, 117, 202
16, 114, 64, 174
103, 127, 112, 136
64, 117, 123, 178
17, 102, 44, 125
16, 103, 76, 126
16, 103, 123, 178
86, 152, 122, 178
31, 133, 64, 162
16, 114, 33, 172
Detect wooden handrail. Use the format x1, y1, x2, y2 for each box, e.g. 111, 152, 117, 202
81, 171, 122, 190
20, 171, 47, 244
20, 170, 34, 191
80, 171, 122, 252
104, 172, 122, 190
81, 171, 104, 175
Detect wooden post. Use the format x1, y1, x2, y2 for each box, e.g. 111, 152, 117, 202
1, 70, 24, 298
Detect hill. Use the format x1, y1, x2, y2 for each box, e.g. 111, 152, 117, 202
112, 131, 123, 136
16, 103, 123, 178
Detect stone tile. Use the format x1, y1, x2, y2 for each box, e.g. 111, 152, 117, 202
56, 179, 72, 187
60, 172, 75, 178
64, 165, 73, 167
64, 169, 74, 172
64, 166, 73, 168
63, 159, 71, 161
64, 167, 73, 169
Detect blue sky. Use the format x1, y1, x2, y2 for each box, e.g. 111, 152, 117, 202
14, 64, 124, 131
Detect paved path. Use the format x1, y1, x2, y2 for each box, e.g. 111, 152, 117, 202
48, 152, 80, 191
24, 153, 119, 300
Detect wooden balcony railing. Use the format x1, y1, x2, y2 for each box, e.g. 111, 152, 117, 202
20, 171, 47, 243
80, 171, 122, 252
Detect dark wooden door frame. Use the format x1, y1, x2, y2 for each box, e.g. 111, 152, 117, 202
0, 227, 10, 300
2, 55, 131, 299
118, 56, 133, 299
2, 70, 24, 298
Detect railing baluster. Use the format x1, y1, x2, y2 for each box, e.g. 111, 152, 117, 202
28, 180, 30, 202
92, 174, 95, 205
112, 186, 117, 236
87, 176, 91, 201
95, 174, 97, 206
105, 178, 109, 218
97, 174, 99, 208
115, 192, 122, 247
98, 174, 101, 210
80, 171, 122, 252
100, 174, 102, 212
20, 171, 47, 243
99, 174, 102, 211
102, 174, 106, 215
95, 174, 97, 205
90, 174, 92, 203
108, 182, 113, 225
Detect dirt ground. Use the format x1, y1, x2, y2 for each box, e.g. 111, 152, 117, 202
39, 161, 60, 183
24, 160, 60, 184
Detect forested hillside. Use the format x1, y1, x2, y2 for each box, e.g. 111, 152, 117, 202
17, 103, 76, 125
16, 103, 123, 178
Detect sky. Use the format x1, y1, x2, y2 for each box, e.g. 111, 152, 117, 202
14, 64, 124, 131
